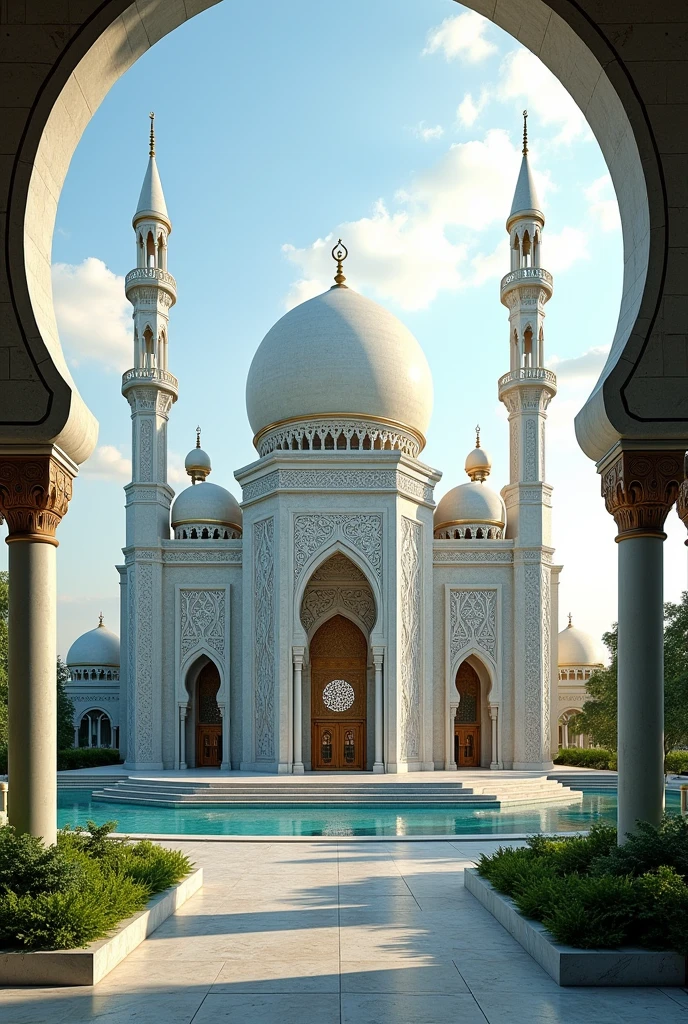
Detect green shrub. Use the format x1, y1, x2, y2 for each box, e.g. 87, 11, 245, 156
591, 815, 688, 878
57, 748, 123, 771
541, 874, 638, 949
0, 822, 192, 951
477, 817, 688, 953
553, 747, 617, 770
665, 750, 688, 774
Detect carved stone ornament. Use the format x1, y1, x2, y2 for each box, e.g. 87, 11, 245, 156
676, 454, 688, 544
450, 589, 497, 664
601, 450, 684, 540
0, 454, 74, 543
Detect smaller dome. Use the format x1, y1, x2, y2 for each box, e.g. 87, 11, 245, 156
184, 429, 211, 483
435, 482, 506, 534
171, 481, 242, 533
465, 428, 492, 483
67, 617, 120, 668
558, 617, 605, 667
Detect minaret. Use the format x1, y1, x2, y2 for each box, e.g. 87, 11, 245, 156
499, 112, 557, 770
122, 112, 178, 546
120, 114, 177, 770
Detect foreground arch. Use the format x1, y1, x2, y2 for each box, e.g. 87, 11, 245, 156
1, 0, 686, 840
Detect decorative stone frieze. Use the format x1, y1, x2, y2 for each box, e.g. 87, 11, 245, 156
253, 518, 275, 760
400, 517, 422, 761
293, 513, 383, 590
601, 449, 684, 540
241, 468, 433, 505
256, 417, 421, 459
450, 589, 498, 664
433, 548, 512, 564
0, 454, 74, 543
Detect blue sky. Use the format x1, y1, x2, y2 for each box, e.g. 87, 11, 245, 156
9, 0, 685, 655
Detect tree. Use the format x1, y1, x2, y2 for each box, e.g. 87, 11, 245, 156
576, 592, 688, 755
0, 572, 76, 752
56, 656, 75, 751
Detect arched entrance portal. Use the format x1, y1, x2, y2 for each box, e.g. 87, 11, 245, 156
196, 662, 222, 767
311, 615, 367, 771
454, 662, 481, 768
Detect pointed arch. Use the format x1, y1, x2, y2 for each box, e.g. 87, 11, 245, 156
293, 539, 382, 643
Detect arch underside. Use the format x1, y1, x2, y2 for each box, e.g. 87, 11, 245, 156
2, 0, 675, 468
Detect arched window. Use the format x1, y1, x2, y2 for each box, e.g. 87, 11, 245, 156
146, 230, 155, 268
522, 230, 531, 267
78, 710, 112, 749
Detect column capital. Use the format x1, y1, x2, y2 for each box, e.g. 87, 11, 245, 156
0, 449, 77, 545
488, 704, 499, 721
676, 454, 688, 544
600, 448, 684, 541
372, 646, 385, 668
292, 645, 305, 667
179, 704, 188, 720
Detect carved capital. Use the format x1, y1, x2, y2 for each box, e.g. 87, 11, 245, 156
601, 449, 684, 541
0, 454, 75, 544
676, 454, 688, 545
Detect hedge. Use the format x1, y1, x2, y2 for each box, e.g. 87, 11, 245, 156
0, 821, 192, 950
477, 817, 688, 953
554, 747, 688, 774
0, 746, 123, 774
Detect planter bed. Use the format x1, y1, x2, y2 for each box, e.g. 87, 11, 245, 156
0, 867, 203, 986
465, 868, 686, 987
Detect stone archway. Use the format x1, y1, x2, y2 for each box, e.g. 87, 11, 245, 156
310, 616, 368, 771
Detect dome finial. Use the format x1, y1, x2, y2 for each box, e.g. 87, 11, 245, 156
196, 425, 201, 449
465, 430, 491, 482
149, 111, 155, 158
475, 424, 481, 448
331, 239, 348, 288
568, 611, 573, 628
522, 109, 528, 156
98, 612, 104, 627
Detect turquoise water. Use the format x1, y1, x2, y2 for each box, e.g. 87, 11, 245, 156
56, 789, 681, 837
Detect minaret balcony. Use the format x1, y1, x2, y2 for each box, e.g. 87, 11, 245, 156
125, 266, 177, 304
498, 366, 557, 400
500, 267, 553, 304
121, 366, 179, 397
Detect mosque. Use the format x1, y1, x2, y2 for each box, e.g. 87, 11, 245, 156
66, 115, 604, 772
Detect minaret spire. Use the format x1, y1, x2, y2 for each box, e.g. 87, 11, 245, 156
522, 109, 528, 155
149, 111, 155, 157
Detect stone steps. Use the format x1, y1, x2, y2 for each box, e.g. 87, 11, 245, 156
91, 776, 581, 809
547, 771, 617, 790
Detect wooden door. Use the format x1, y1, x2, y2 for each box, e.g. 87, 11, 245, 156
311, 615, 367, 771
454, 661, 482, 769
197, 725, 222, 767
196, 662, 222, 768
455, 725, 481, 767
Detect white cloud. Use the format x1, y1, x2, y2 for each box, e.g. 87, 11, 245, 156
544, 225, 589, 273
168, 451, 188, 485
550, 345, 610, 381
284, 131, 535, 311
423, 11, 497, 63
585, 173, 621, 232
498, 49, 590, 145
410, 121, 444, 141
456, 90, 489, 128
471, 238, 509, 286
52, 258, 132, 372
81, 445, 131, 481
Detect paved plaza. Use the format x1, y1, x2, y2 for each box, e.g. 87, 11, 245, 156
1, 838, 688, 1023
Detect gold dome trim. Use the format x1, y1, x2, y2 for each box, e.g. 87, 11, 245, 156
253, 412, 426, 451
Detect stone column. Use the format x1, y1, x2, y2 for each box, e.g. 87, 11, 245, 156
179, 706, 187, 769
447, 701, 459, 770
293, 647, 305, 775
373, 648, 384, 773
0, 451, 75, 844
219, 705, 230, 772
601, 449, 683, 841
562, 719, 569, 750
489, 705, 500, 769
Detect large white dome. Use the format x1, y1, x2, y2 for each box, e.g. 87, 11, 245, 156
434, 482, 506, 533
171, 481, 242, 533
246, 286, 433, 450
67, 620, 120, 668
558, 622, 605, 667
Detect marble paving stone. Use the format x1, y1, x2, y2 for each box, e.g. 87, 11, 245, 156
341, 992, 487, 1024
93, 958, 224, 993
192, 992, 341, 1023
340, 960, 469, 993
48, 992, 207, 1024
211, 958, 340, 993
474, 988, 688, 1024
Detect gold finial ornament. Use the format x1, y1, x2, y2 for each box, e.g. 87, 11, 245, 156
149, 111, 155, 157
568, 612, 573, 628
475, 424, 481, 448
522, 109, 528, 156
98, 612, 104, 627
196, 426, 201, 449
331, 239, 348, 288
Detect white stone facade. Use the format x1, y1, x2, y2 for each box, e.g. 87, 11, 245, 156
64, 125, 566, 774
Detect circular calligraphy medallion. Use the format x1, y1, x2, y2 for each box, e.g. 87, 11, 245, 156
322, 678, 355, 713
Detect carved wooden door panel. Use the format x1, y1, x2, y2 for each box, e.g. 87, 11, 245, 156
455, 726, 480, 768
310, 615, 367, 770
197, 725, 221, 767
